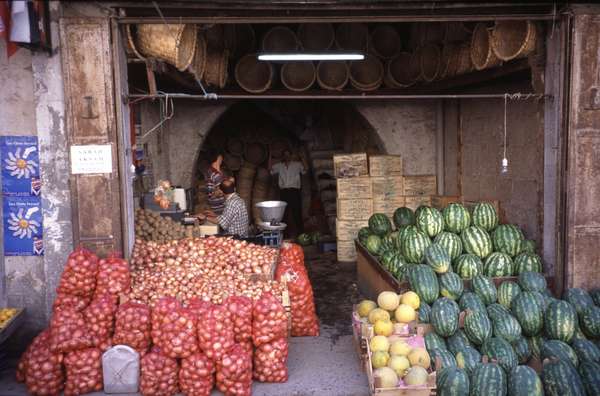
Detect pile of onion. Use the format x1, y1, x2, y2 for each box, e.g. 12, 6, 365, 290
154, 307, 198, 359
64, 348, 103, 396
151, 297, 182, 341
23, 331, 64, 396
179, 351, 215, 396
94, 253, 131, 298
252, 292, 288, 347
49, 307, 92, 353
197, 303, 235, 361
226, 295, 253, 343
56, 247, 98, 297
112, 301, 151, 355
253, 337, 289, 383
216, 343, 253, 396
52, 293, 91, 313
140, 347, 179, 396
84, 293, 118, 350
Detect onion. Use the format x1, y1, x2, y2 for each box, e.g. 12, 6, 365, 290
153, 306, 198, 359
21, 330, 64, 396
56, 247, 98, 298
253, 337, 289, 383
64, 348, 103, 396
95, 254, 131, 298
216, 343, 253, 396
197, 303, 234, 361
252, 292, 288, 347
140, 347, 179, 396
49, 308, 92, 353
52, 293, 91, 313
179, 352, 214, 396
83, 293, 118, 351
112, 301, 151, 355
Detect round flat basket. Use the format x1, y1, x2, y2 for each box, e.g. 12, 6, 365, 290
385, 52, 416, 88
136, 24, 197, 71
235, 54, 274, 93
204, 49, 229, 88
262, 26, 299, 52
189, 32, 207, 81
281, 61, 316, 92
370, 25, 402, 59
205, 25, 225, 50
298, 23, 335, 51
335, 23, 369, 51
438, 42, 461, 80
471, 23, 501, 71
455, 42, 474, 75
349, 55, 384, 91
317, 61, 349, 91
407, 50, 423, 83
491, 20, 537, 61
420, 43, 442, 82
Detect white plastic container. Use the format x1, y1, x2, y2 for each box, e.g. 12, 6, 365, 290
102, 345, 140, 394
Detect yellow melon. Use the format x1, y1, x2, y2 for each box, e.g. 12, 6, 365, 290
389, 340, 411, 356
370, 335, 390, 352
403, 366, 429, 386
400, 291, 421, 310
372, 351, 390, 369
408, 347, 431, 369
377, 291, 400, 311
357, 300, 377, 317
368, 308, 391, 324
394, 304, 416, 323
374, 320, 394, 336
388, 355, 410, 377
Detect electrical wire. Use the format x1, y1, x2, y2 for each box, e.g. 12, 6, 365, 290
139, 92, 175, 141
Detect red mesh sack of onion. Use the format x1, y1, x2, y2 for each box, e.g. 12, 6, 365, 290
112, 301, 151, 355
63, 348, 103, 396
140, 347, 179, 396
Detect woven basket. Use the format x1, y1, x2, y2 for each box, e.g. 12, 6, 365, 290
262, 26, 299, 52
205, 24, 226, 50
471, 23, 502, 71
245, 142, 267, 165
204, 48, 229, 88
491, 20, 537, 61
226, 137, 244, 156
420, 43, 442, 82
298, 23, 335, 51
370, 25, 402, 59
335, 23, 369, 51
316, 61, 348, 91
136, 24, 197, 71
281, 62, 316, 92
189, 32, 207, 81
235, 54, 274, 93
407, 50, 423, 82
455, 42, 474, 75
385, 52, 416, 88
438, 42, 460, 80
349, 55, 383, 91
442, 22, 469, 43
125, 24, 145, 60
223, 153, 242, 171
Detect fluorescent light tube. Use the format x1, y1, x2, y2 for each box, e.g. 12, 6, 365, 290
258, 53, 364, 61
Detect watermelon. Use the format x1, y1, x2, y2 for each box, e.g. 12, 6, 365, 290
544, 300, 577, 343
514, 252, 543, 274
518, 271, 547, 293
487, 303, 512, 321
498, 281, 521, 309
484, 252, 514, 277
425, 243, 451, 274
380, 233, 396, 253
573, 325, 588, 342
437, 367, 470, 396
492, 224, 524, 257
388, 253, 409, 280
392, 230, 404, 250
402, 230, 431, 264
431, 297, 460, 337
519, 239, 537, 254
399, 225, 419, 244
590, 288, 600, 307
393, 207, 415, 228
455, 346, 481, 375
443, 203, 471, 234
541, 340, 579, 368
416, 206, 444, 237
459, 292, 487, 313
472, 275, 498, 306
492, 313, 522, 344
578, 361, 600, 396
482, 337, 518, 372
563, 288, 595, 317
511, 291, 544, 336
446, 329, 472, 355
471, 202, 499, 232
531, 291, 550, 313
571, 339, 600, 364
365, 234, 382, 256
358, 227, 371, 245
454, 254, 483, 280
434, 232, 463, 261
425, 332, 447, 353
408, 264, 439, 304
461, 226, 493, 259
508, 365, 543, 396
528, 335, 544, 359
369, 213, 392, 236
464, 310, 492, 346
580, 305, 600, 338
430, 348, 457, 370
418, 302, 432, 323
513, 336, 532, 364
379, 250, 396, 270
439, 272, 464, 300
542, 359, 585, 395
469, 362, 507, 396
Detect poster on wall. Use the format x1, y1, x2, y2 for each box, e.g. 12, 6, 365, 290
3, 195, 44, 256
0, 135, 41, 196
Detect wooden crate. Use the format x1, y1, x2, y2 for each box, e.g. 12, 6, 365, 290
334, 153, 369, 178
403, 175, 437, 196
337, 239, 358, 262
369, 155, 403, 177
337, 176, 373, 199
337, 219, 369, 241
404, 196, 432, 211
371, 176, 404, 199
337, 198, 374, 220
373, 196, 406, 216
430, 195, 462, 209
356, 242, 410, 299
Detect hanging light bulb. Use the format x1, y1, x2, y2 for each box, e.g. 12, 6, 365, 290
501, 94, 509, 175
501, 157, 509, 174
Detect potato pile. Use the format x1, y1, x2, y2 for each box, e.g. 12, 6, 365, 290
135, 209, 186, 242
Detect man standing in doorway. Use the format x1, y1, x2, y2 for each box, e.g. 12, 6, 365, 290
269, 149, 308, 237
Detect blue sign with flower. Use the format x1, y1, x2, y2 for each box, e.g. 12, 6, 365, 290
3, 196, 44, 256
0, 136, 41, 196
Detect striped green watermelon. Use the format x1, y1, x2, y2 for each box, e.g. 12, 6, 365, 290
511, 291, 544, 336
393, 207, 415, 228
392, 229, 404, 250
531, 291, 550, 313
415, 205, 428, 218
443, 203, 471, 233
541, 359, 585, 395
418, 302, 432, 323
492, 313, 522, 343
416, 206, 444, 237
425, 332, 447, 353
464, 310, 492, 346
482, 337, 518, 372
432, 297, 460, 337
544, 300, 577, 343
434, 232, 463, 261
358, 227, 371, 245
429, 348, 457, 370
437, 367, 470, 396
455, 346, 481, 375
514, 252, 543, 274
571, 339, 600, 364
459, 292, 487, 313
573, 325, 588, 342
579, 361, 600, 396
518, 271, 547, 293
365, 234, 382, 256
528, 335, 544, 359
380, 233, 396, 253
439, 272, 464, 300
564, 288, 595, 317
484, 252, 514, 277
425, 243, 451, 274
498, 281, 522, 309
398, 225, 419, 246
402, 229, 431, 263
580, 305, 600, 338
590, 288, 600, 306
454, 254, 483, 280
508, 365, 543, 396
471, 202, 499, 232
368, 213, 392, 236
519, 239, 537, 254
469, 362, 507, 396
513, 336, 532, 364
379, 250, 396, 270
446, 329, 472, 355
492, 224, 524, 257
461, 226, 493, 259
541, 339, 579, 367
407, 264, 439, 304
487, 303, 512, 321
472, 275, 498, 305
389, 253, 409, 280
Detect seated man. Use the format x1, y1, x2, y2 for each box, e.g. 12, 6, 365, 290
205, 177, 249, 237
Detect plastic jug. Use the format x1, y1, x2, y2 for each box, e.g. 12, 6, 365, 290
102, 345, 140, 394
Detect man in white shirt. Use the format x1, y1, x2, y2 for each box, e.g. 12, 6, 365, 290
269, 150, 308, 236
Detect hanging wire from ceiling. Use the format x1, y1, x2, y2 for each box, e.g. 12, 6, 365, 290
138, 92, 175, 141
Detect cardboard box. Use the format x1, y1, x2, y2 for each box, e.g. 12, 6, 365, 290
369, 155, 403, 177
337, 198, 373, 220
337, 176, 373, 199
336, 219, 369, 241
404, 195, 432, 211
371, 176, 404, 199
373, 196, 406, 218
403, 175, 437, 196
333, 153, 369, 178
337, 239, 357, 262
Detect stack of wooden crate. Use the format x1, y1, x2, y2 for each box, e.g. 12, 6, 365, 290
403, 174, 438, 210
369, 155, 405, 218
